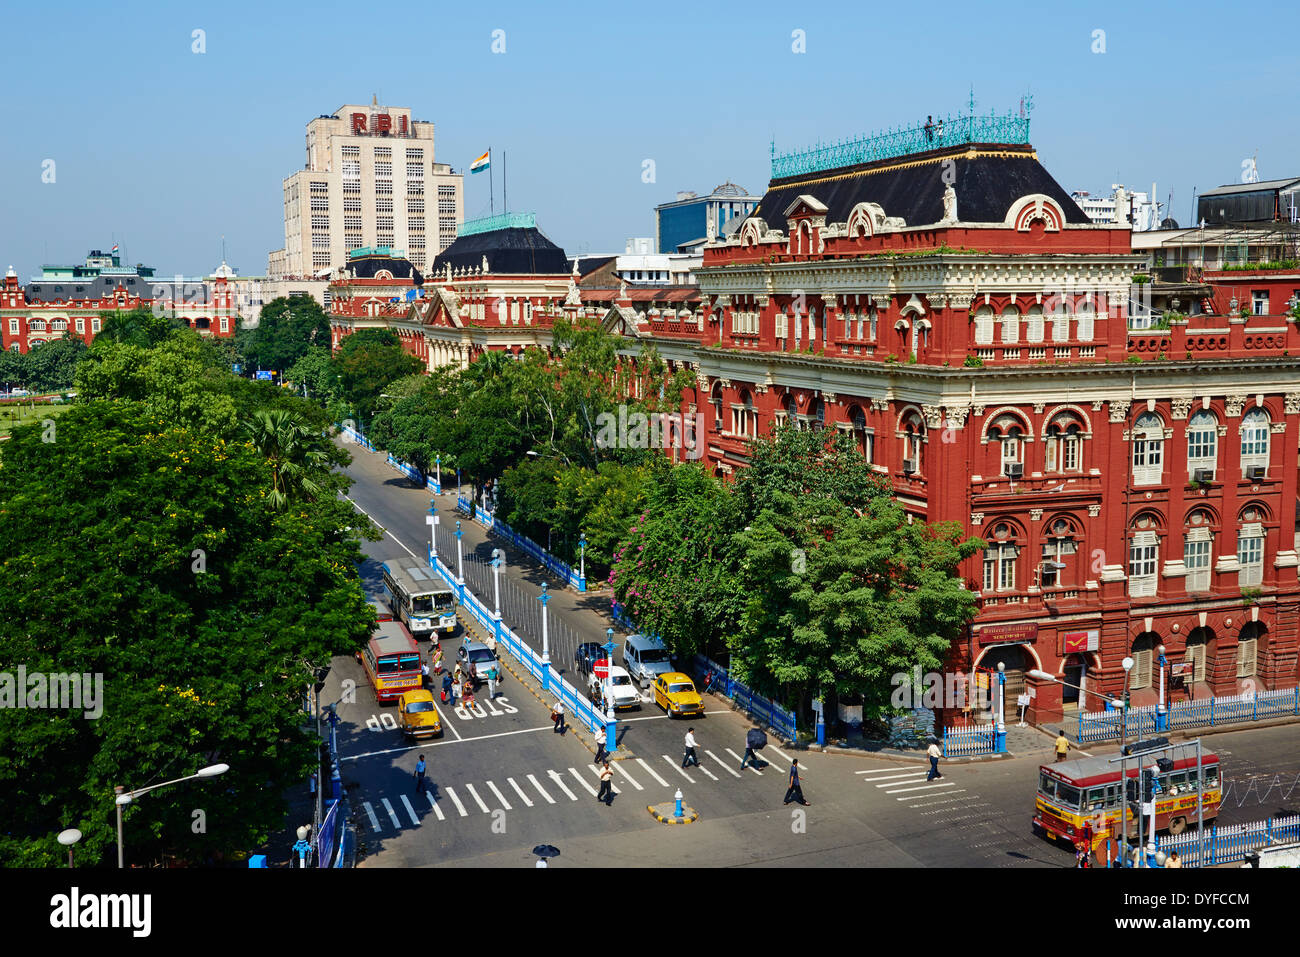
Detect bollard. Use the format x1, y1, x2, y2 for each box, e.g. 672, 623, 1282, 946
675, 789, 683, 817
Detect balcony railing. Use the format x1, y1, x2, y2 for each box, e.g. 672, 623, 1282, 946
771, 108, 1031, 179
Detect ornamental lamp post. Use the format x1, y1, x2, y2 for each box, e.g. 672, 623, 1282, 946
1156, 644, 1169, 731
603, 628, 617, 753
115, 763, 229, 868
994, 662, 1007, 753
434, 454, 442, 494
578, 533, 588, 592
1120, 655, 1135, 864
454, 520, 465, 599
426, 500, 439, 562
539, 582, 551, 690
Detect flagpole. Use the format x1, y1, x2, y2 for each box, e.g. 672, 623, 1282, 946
489, 146, 494, 217
503, 150, 507, 214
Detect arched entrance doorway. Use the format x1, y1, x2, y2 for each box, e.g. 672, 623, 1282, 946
1184, 627, 1215, 697
1062, 654, 1091, 710
977, 644, 1031, 724
1130, 632, 1159, 693
1236, 622, 1264, 692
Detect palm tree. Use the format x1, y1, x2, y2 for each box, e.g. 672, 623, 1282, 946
243, 408, 328, 509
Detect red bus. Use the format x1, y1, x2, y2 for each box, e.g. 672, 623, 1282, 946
359, 620, 422, 703
1033, 750, 1221, 850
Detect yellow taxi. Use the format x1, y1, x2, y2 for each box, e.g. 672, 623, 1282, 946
397, 689, 443, 738
653, 672, 703, 718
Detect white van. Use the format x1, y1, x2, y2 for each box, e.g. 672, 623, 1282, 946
622, 634, 674, 688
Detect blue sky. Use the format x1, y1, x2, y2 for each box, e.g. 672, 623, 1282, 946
2, 0, 1294, 279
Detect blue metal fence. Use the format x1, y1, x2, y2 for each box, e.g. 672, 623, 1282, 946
942, 724, 997, 757
690, 654, 798, 741
454, 497, 583, 590
1076, 687, 1300, 742
1158, 814, 1300, 867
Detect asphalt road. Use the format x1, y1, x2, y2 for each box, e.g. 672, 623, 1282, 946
328, 440, 1300, 867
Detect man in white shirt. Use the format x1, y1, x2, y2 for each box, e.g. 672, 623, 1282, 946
926, 740, 943, 780
683, 727, 699, 767
594, 725, 608, 763
552, 699, 566, 733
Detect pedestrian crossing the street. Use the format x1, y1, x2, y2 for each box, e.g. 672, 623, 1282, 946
357, 748, 797, 834
855, 766, 969, 808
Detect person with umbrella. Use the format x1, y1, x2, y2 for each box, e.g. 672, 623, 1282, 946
741, 727, 767, 770
533, 844, 560, 868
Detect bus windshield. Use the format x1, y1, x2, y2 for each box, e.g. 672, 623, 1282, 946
411, 595, 435, 613
432, 592, 455, 611
378, 653, 421, 675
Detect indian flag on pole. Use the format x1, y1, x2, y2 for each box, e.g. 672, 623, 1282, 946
470, 149, 490, 174
111, 244, 119, 253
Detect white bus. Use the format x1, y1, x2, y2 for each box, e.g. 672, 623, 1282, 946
380, 560, 457, 640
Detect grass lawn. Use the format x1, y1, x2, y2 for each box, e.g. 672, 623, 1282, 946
0, 402, 66, 439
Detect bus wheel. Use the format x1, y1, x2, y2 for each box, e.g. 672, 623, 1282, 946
1169, 816, 1187, 835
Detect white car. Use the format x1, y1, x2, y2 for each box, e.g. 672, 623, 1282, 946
588, 666, 641, 711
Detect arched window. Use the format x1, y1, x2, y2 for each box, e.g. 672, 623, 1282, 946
1040, 517, 1077, 587
987, 414, 1025, 476
1237, 622, 1263, 680
779, 394, 797, 428
1241, 408, 1270, 475
1076, 303, 1095, 342
843, 310, 854, 340
846, 405, 872, 461
1184, 509, 1214, 592
1050, 299, 1070, 343
1186, 411, 1218, 478
868, 307, 877, 341
810, 398, 826, 431
983, 522, 1020, 592
901, 412, 925, 474
1237, 504, 1265, 587
1045, 413, 1084, 472
1131, 633, 1158, 690
1131, 412, 1165, 486
1128, 512, 1160, 597
1184, 627, 1213, 684
731, 389, 756, 438
973, 306, 994, 345
1025, 305, 1044, 343
710, 383, 723, 431
1000, 305, 1020, 344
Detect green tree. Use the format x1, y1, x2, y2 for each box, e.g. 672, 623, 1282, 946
16, 334, 88, 392
242, 408, 333, 509
284, 346, 342, 404
0, 402, 376, 866
237, 296, 331, 373
733, 496, 981, 720
608, 462, 744, 659
94, 306, 188, 348
552, 459, 651, 576
735, 424, 888, 524
333, 329, 422, 422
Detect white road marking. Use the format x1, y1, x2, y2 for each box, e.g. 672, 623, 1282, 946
903, 792, 968, 806
588, 764, 621, 794
611, 763, 643, 790
858, 767, 924, 777
464, 783, 491, 813
697, 764, 719, 781
771, 746, 800, 765
727, 747, 763, 774
665, 755, 696, 783
380, 797, 402, 829
636, 758, 670, 787
758, 751, 786, 772
528, 773, 557, 804
485, 780, 512, 811
432, 702, 462, 741
362, 801, 381, 831
548, 769, 578, 800
399, 794, 420, 826
444, 787, 469, 817
424, 791, 445, 821
568, 767, 598, 796
868, 772, 928, 784
705, 750, 743, 778
342, 723, 568, 761
507, 777, 534, 807
885, 781, 955, 795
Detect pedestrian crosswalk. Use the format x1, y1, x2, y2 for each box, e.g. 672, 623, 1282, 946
358, 748, 797, 833
855, 766, 970, 808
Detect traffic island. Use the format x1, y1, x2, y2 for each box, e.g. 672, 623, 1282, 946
648, 801, 698, 824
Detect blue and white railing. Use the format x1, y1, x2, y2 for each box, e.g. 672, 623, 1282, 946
689, 653, 798, 742
456, 496, 584, 591
1157, 813, 1300, 867
1076, 686, 1300, 743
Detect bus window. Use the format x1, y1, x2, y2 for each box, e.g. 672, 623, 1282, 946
1056, 783, 1082, 810
1169, 771, 1187, 791
1204, 765, 1219, 788
378, 653, 421, 675
1186, 770, 1200, 791
1039, 773, 1057, 800
433, 592, 455, 611
1104, 784, 1118, 808
1085, 788, 1106, 812
411, 594, 434, 613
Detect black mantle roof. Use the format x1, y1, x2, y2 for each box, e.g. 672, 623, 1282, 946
432, 226, 568, 276
750, 143, 1089, 230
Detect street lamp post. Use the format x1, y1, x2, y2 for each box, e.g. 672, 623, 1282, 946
426, 500, 439, 566
539, 582, 551, 691
603, 628, 617, 754
434, 454, 442, 494
578, 534, 588, 592
1120, 655, 1135, 864
115, 763, 230, 868
994, 662, 1007, 753
454, 519, 465, 601
1156, 645, 1169, 731
57, 828, 82, 869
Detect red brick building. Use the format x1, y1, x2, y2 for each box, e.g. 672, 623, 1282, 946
337, 126, 1300, 728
